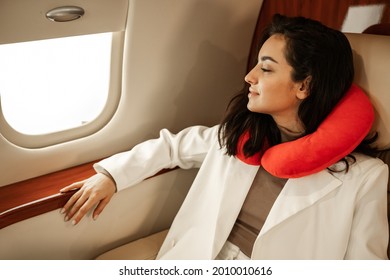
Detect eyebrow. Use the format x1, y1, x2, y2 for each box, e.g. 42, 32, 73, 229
260, 56, 278, 64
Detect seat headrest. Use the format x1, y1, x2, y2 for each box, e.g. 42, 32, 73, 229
345, 33, 390, 149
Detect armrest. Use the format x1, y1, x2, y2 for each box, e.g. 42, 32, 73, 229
0, 161, 98, 229
0, 159, 176, 230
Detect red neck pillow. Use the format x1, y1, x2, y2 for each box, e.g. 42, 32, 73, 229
237, 84, 374, 178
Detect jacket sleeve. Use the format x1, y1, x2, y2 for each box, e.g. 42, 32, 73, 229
345, 161, 389, 259
94, 125, 219, 192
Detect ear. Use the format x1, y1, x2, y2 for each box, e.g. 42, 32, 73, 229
296, 76, 311, 100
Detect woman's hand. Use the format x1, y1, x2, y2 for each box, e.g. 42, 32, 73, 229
60, 173, 116, 225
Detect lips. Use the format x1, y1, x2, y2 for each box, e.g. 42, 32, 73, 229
248, 88, 259, 97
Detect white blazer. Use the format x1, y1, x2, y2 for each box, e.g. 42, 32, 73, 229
96, 125, 389, 260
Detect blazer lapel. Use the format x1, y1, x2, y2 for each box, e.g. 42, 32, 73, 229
210, 159, 259, 257
259, 170, 342, 237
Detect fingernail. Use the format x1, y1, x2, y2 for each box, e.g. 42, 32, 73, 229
64, 216, 69, 222
60, 208, 65, 214
72, 220, 77, 225
93, 214, 99, 221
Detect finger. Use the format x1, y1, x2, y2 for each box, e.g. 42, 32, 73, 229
71, 195, 102, 225
61, 188, 83, 215
92, 197, 112, 220
65, 189, 91, 221
60, 181, 84, 193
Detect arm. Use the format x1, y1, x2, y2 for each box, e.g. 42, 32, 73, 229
60, 125, 218, 225
344, 161, 389, 259
95, 125, 218, 192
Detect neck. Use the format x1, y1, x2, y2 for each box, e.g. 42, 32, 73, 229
273, 116, 305, 134
278, 124, 304, 134
271, 107, 306, 133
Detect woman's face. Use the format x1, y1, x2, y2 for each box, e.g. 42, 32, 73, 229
245, 34, 308, 131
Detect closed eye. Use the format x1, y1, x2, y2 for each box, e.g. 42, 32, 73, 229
261, 68, 271, 72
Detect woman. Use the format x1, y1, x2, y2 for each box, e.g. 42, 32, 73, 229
60, 14, 389, 259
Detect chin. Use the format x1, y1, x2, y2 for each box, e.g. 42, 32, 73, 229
247, 104, 262, 113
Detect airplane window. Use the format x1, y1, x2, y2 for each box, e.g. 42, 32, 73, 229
0, 32, 112, 135
341, 4, 386, 33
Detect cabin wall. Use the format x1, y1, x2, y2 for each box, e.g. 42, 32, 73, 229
0, 0, 262, 187
0, 169, 197, 259
0, 0, 263, 259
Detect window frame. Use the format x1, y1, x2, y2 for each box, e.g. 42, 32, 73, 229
0, 31, 124, 148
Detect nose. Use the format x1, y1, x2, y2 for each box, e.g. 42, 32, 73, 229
244, 66, 257, 85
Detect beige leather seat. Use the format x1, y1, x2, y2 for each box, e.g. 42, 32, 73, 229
96, 229, 169, 260
345, 33, 390, 259
96, 33, 390, 260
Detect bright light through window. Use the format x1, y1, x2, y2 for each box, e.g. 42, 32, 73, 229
0, 33, 112, 135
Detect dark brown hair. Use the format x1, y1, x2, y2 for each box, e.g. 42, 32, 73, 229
218, 14, 376, 167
